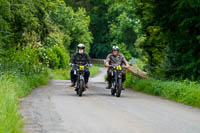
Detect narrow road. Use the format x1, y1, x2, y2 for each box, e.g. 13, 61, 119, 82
20, 67, 200, 133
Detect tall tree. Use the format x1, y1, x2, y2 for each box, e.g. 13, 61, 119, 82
135, 0, 200, 80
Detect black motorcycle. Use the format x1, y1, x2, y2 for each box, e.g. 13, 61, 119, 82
72, 64, 89, 97
110, 65, 123, 97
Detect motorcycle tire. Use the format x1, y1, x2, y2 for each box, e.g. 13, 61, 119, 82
78, 80, 84, 97
116, 79, 122, 97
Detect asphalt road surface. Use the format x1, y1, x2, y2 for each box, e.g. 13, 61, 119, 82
20, 67, 200, 133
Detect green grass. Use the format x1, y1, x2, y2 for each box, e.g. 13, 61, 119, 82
89, 66, 100, 77
51, 66, 100, 80
0, 76, 22, 133
0, 69, 50, 133
124, 72, 200, 108
50, 69, 70, 80
93, 64, 105, 67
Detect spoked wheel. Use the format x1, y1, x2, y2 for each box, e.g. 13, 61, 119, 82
111, 88, 116, 95
75, 83, 79, 95
116, 79, 122, 97
111, 82, 116, 95
76, 89, 79, 95
78, 80, 84, 97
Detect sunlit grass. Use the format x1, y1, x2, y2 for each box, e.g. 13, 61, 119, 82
124, 72, 200, 108
0, 69, 50, 133
51, 66, 100, 80
89, 66, 100, 77
51, 69, 70, 80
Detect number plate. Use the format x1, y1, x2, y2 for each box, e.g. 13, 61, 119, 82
80, 66, 85, 70
116, 66, 122, 70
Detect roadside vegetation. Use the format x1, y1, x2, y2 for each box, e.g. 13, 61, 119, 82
89, 66, 100, 77
124, 73, 200, 108
0, 0, 92, 132
51, 66, 100, 80
0, 71, 49, 133
69, 0, 200, 80
125, 58, 200, 108
68, 1, 200, 109
0, 0, 200, 132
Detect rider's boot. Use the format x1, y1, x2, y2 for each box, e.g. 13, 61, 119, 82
122, 85, 125, 90
85, 83, 90, 88
106, 82, 112, 89
69, 82, 75, 87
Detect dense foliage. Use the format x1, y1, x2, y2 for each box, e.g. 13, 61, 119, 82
1, 0, 199, 79
134, 0, 200, 80
65, 0, 139, 59
0, 0, 92, 72
0, 1, 92, 132
66, 0, 200, 80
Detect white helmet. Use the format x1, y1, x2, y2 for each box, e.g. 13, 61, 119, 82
112, 46, 119, 51
77, 43, 85, 49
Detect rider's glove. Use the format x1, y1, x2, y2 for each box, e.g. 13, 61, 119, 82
69, 63, 73, 67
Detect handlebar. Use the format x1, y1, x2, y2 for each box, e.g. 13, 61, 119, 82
109, 65, 121, 68
69, 63, 92, 67
108, 65, 128, 69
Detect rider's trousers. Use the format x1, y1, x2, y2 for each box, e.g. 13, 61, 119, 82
106, 68, 126, 83
70, 68, 90, 83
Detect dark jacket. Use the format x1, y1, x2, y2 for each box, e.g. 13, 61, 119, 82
70, 53, 91, 65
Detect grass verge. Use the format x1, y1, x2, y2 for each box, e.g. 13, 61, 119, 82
89, 66, 100, 77
0, 69, 50, 133
51, 66, 100, 80
124, 72, 200, 108
50, 69, 70, 80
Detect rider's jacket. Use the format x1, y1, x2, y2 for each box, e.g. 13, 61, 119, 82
70, 53, 91, 65
105, 53, 128, 67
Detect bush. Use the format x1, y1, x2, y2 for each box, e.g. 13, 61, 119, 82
1, 47, 43, 75
46, 47, 60, 69
52, 45, 69, 69
118, 43, 132, 61
39, 45, 69, 69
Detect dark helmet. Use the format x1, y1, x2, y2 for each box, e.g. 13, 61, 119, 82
77, 43, 85, 49
112, 46, 119, 51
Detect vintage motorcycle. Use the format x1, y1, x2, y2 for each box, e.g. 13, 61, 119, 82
72, 64, 90, 97
109, 65, 123, 97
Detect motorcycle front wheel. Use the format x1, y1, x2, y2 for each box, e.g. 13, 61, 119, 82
78, 80, 84, 97
116, 79, 122, 97
111, 82, 116, 96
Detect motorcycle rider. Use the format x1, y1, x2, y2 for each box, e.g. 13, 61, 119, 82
104, 46, 130, 89
69, 44, 92, 88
